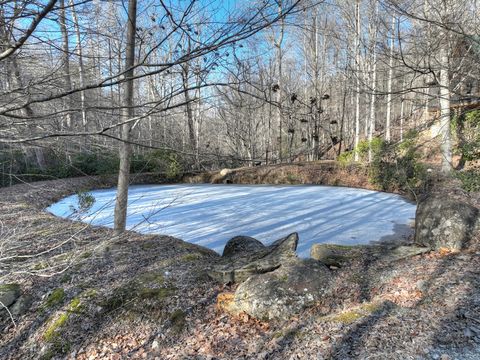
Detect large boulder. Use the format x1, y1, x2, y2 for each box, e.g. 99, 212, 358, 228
415, 194, 479, 250
222, 236, 265, 257
223, 258, 331, 321
209, 233, 298, 284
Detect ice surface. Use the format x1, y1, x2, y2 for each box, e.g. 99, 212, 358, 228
46, 184, 416, 257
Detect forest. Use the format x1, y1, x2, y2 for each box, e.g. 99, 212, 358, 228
1, 0, 480, 359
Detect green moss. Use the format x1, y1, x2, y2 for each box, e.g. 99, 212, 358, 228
286, 174, 299, 184
60, 274, 72, 284
44, 313, 69, 341
139, 287, 175, 300
325, 302, 382, 324
83, 289, 98, 299
100, 287, 133, 312
0, 283, 20, 292
136, 272, 165, 285
140, 242, 157, 250
44, 288, 65, 308
42, 319, 72, 359
329, 311, 363, 324
54, 253, 70, 262
323, 244, 357, 250
100, 273, 175, 313
40, 339, 71, 360
68, 297, 82, 313
360, 302, 381, 313
35, 228, 58, 237
169, 309, 186, 333
80, 251, 92, 259
181, 253, 203, 262
273, 331, 284, 338
33, 261, 49, 271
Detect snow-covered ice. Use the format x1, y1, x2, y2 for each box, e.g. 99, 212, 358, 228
46, 184, 416, 257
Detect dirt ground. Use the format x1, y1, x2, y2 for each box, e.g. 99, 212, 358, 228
0, 169, 479, 360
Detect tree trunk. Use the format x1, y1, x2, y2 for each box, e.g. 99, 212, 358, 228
385, 14, 395, 142
439, 45, 452, 173
10, 55, 47, 170
368, 2, 378, 162
113, 0, 137, 233
69, 0, 87, 133
276, 0, 285, 163
181, 62, 199, 168
353, 0, 361, 161
59, 0, 73, 129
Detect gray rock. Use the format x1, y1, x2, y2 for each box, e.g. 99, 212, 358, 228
383, 245, 430, 261
209, 233, 298, 284
227, 258, 331, 320
222, 236, 265, 257
10, 294, 33, 316
311, 242, 430, 266
0, 284, 21, 308
310, 244, 361, 267
415, 194, 479, 250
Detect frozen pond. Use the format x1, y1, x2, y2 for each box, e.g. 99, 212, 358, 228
47, 184, 416, 257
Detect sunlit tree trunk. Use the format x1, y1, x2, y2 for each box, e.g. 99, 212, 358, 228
114, 0, 137, 233
439, 45, 452, 173
59, 0, 73, 129
354, 0, 361, 161
385, 14, 395, 142
275, 0, 285, 163
368, 15, 378, 162
69, 0, 87, 132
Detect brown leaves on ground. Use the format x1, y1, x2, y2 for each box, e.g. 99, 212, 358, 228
1, 178, 479, 359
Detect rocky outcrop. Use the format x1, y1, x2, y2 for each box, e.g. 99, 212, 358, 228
311, 243, 430, 266
211, 233, 333, 320
222, 236, 265, 257
208, 233, 298, 284
224, 258, 331, 321
310, 244, 360, 267
415, 194, 479, 250
382, 245, 430, 261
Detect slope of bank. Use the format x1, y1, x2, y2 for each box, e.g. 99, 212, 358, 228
0, 168, 479, 360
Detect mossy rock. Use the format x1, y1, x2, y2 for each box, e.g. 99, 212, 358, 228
209, 233, 298, 284
10, 294, 33, 316
79, 251, 92, 259
169, 309, 187, 333
32, 261, 50, 271
322, 301, 388, 324
310, 244, 363, 267
180, 252, 204, 262
40, 338, 71, 360
0, 283, 21, 308
43, 297, 83, 342
44, 313, 70, 342
101, 272, 175, 312
43, 288, 65, 309
227, 258, 331, 321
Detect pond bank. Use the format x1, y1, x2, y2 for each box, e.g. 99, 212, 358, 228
0, 169, 479, 359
